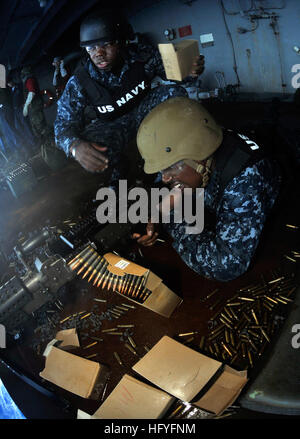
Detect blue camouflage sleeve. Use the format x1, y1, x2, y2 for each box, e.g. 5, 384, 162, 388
54, 76, 87, 155
164, 160, 280, 282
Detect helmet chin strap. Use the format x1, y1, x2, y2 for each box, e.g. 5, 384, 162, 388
183, 158, 213, 188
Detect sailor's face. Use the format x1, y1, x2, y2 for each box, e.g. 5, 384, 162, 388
87, 42, 119, 71
161, 161, 204, 190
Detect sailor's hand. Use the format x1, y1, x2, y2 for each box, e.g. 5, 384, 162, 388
23, 106, 28, 117
132, 222, 159, 247
190, 54, 205, 77
71, 141, 108, 173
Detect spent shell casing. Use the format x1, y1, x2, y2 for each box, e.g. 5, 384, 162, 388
264, 295, 278, 305
225, 328, 230, 344
205, 288, 219, 300
83, 341, 98, 349
199, 336, 205, 350
117, 325, 134, 328
114, 352, 123, 365
121, 303, 136, 309
60, 316, 71, 324
220, 317, 233, 329
247, 349, 254, 368
102, 328, 118, 332
268, 276, 285, 285
241, 343, 247, 358
125, 342, 138, 356
89, 336, 103, 342
286, 224, 298, 229
168, 404, 184, 419
260, 327, 270, 343
284, 255, 297, 263
251, 309, 259, 325
80, 312, 91, 320
128, 336, 136, 349
85, 353, 98, 359
115, 305, 129, 312
178, 331, 198, 337
221, 342, 233, 357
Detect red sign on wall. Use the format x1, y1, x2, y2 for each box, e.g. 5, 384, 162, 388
178, 25, 192, 38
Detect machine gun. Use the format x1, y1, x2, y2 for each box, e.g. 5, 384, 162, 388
0, 210, 134, 333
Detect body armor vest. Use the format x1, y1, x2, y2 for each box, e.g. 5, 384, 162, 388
75, 61, 150, 122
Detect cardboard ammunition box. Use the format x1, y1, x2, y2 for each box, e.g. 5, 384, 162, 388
103, 252, 182, 318
133, 336, 248, 416
158, 39, 199, 81
88, 374, 175, 419
40, 346, 106, 399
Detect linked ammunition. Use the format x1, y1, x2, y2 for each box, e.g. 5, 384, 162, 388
88, 258, 105, 283
82, 255, 102, 279
68, 245, 92, 266
77, 251, 98, 275
144, 345, 150, 352
106, 332, 123, 335
178, 331, 198, 337
286, 224, 298, 229
93, 298, 107, 303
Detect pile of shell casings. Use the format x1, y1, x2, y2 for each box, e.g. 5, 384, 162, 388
68, 245, 152, 304
183, 274, 297, 370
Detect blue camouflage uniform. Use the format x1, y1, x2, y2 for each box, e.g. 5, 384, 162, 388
54, 42, 188, 181
163, 157, 281, 282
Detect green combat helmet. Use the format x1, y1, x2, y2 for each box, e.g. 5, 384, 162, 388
136, 97, 223, 174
